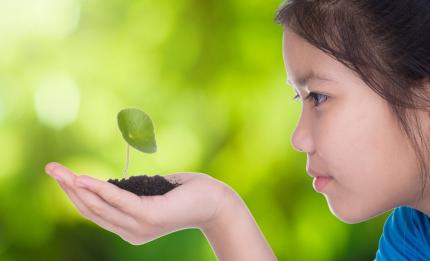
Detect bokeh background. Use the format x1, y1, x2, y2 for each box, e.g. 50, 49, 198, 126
0, 0, 390, 260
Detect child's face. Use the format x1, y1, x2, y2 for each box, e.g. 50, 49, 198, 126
282, 28, 427, 223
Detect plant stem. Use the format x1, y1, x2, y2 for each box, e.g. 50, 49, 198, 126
123, 143, 130, 179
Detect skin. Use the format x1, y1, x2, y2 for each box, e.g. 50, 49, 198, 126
44, 27, 430, 259
45, 162, 276, 260
283, 28, 430, 222
44, 162, 230, 244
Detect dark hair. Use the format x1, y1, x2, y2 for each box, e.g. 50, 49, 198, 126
275, 0, 430, 200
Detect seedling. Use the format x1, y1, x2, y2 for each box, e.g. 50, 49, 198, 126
107, 108, 181, 196
117, 108, 157, 178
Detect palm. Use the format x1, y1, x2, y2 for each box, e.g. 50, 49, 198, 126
147, 172, 227, 231
45, 163, 230, 245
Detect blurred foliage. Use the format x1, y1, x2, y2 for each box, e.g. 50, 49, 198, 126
0, 0, 389, 260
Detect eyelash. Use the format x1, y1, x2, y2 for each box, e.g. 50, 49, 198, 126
292, 92, 328, 107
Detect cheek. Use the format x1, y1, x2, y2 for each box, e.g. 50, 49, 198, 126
314, 104, 422, 222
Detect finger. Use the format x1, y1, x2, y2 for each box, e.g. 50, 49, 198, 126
46, 163, 138, 232
45, 162, 77, 187
73, 184, 139, 230
57, 179, 130, 236
74, 175, 145, 216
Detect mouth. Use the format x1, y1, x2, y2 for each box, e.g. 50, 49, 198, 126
307, 168, 334, 192
312, 176, 333, 192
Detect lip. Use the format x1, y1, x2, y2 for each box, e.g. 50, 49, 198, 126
306, 168, 331, 178
307, 168, 334, 192
312, 176, 333, 192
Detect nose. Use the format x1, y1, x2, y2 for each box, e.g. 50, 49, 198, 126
290, 112, 314, 153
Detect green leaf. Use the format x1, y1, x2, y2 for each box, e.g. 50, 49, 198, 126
117, 108, 157, 153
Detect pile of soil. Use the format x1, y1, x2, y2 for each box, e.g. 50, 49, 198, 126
107, 175, 181, 196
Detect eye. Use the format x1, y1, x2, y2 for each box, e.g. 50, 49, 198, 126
306, 92, 328, 107
292, 92, 328, 107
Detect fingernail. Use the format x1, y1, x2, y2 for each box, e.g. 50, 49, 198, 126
45, 162, 58, 174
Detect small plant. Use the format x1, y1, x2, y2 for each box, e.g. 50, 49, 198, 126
107, 108, 181, 196
117, 108, 157, 179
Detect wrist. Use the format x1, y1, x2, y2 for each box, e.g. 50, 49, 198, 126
200, 184, 242, 232
199, 186, 277, 260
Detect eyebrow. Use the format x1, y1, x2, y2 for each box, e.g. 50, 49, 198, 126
287, 71, 333, 87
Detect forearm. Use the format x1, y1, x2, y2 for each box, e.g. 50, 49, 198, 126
201, 189, 277, 261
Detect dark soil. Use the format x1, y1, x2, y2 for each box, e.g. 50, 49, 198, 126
107, 175, 181, 196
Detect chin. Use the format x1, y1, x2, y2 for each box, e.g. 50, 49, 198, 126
325, 198, 386, 224
334, 213, 367, 224
329, 207, 364, 224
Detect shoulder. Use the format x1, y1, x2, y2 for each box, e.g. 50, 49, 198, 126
375, 206, 430, 260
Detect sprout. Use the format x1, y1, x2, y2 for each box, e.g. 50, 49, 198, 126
117, 108, 157, 178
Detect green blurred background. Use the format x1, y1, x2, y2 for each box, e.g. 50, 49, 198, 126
0, 0, 389, 260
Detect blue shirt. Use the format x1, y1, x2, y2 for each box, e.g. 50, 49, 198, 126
375, 206, 430, 260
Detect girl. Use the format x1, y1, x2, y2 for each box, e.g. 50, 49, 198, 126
45, 0, 430, 260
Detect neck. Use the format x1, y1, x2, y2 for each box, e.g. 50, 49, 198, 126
407, 185, 430, 218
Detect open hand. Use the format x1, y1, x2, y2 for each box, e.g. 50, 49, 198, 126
45, 162, 233, 245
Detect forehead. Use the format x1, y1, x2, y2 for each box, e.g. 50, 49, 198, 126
282, 29, 343, 88
287, 70, 333, 88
